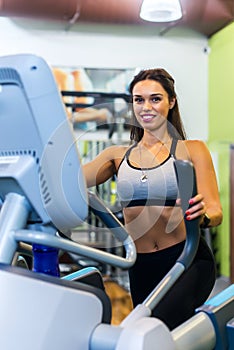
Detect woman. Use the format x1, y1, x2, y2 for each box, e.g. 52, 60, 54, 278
83, 68, 223, 330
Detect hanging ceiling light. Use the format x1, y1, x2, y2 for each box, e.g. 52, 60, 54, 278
140, 0, 182, 23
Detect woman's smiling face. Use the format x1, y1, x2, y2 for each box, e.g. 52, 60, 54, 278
132, 79, 175, 130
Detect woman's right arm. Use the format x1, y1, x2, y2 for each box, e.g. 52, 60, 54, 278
82, 145, 122, 188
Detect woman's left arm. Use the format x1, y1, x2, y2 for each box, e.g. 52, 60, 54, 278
185, 140, 223, 227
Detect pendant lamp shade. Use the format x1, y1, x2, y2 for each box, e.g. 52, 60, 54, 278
140, 0, 182, 22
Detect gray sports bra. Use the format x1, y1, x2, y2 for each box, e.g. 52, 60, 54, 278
116, 139, 179, 208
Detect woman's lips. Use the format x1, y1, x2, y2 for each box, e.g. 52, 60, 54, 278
141, 115, 155, 122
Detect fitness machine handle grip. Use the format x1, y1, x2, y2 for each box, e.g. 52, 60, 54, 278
88, 191, 129, 242
174, 160, 200, 269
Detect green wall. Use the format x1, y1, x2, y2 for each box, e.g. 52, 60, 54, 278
208, 21, 234, 276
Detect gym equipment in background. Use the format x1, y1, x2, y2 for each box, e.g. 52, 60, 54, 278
0, 54, 232, 350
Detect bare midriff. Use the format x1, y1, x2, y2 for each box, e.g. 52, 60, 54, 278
123, 205, 186, 253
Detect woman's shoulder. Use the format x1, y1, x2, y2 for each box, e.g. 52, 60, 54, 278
105, 143, 131, 152
181, 139, 211, 160
175, 139, 209, 160
183, 139, 208, 151
100, 143, 132, 159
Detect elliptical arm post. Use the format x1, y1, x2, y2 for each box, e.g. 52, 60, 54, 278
88, 191, 129, 243
173, 160, 200, 269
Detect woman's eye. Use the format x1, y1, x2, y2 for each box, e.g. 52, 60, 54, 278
134, 97, 143, 103
152, 96, 161, 102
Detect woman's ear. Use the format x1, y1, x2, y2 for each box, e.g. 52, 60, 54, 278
169, 98, 176, 109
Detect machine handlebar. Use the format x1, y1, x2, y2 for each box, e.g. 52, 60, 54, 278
174, 160, 200, 269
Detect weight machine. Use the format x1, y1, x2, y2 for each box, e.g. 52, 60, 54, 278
0, 54, 233, 349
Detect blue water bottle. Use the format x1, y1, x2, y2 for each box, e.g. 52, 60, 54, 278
32, 244, 60, 277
